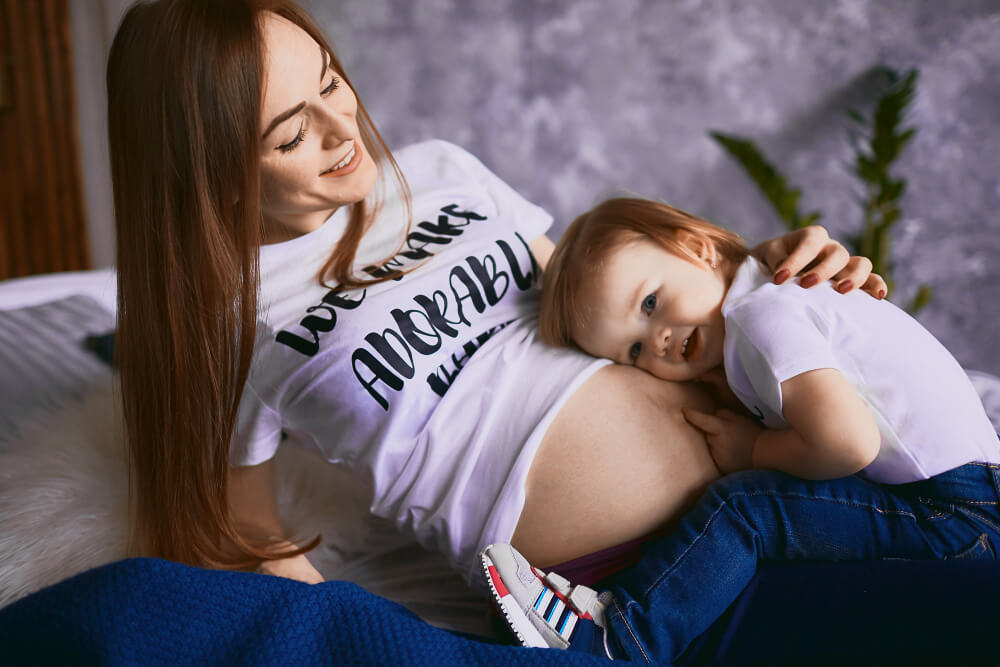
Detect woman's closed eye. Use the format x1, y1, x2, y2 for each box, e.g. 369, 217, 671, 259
320, 73, 340, 96
275, 70, 341, 154
278, 125, 307, 153
629, 341, 642, 362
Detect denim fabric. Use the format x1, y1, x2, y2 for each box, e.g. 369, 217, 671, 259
586, 462, 1000, 664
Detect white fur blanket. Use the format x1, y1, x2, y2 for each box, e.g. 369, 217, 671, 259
0, 378, 489, 634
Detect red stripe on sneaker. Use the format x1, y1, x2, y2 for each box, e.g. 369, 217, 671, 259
488, 565, 510, 597
531, 566, 598, 621
533, 569, 575, 609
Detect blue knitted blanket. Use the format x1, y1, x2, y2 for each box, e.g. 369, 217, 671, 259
3, 557, 999, 665
0, 558, 608, 666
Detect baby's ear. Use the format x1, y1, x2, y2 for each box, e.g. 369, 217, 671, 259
677, 230, 717, 267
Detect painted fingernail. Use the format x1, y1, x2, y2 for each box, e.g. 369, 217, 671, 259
836, 280, 853, 294
800, 274, 819, 288
774, 269, 790, 284
877, 289, 886, 299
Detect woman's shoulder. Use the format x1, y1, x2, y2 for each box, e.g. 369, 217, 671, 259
391, 139, 489, 185
393, 137, 475, 162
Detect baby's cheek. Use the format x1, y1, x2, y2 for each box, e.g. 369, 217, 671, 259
642, 358, 694, 382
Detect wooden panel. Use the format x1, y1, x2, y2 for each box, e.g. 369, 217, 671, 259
0, 0, 89, 280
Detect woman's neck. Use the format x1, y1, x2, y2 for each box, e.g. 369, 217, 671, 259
261, 207, 339, 245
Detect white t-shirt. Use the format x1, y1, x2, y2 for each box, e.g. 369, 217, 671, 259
722, 257, 999, 484
231, 140, 609, 581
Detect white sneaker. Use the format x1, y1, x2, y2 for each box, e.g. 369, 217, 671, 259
480, 543, 610, 655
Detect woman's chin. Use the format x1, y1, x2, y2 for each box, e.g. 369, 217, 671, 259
330, 156, 378, 205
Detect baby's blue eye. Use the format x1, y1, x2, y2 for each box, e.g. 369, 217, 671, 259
641, 293, 657, 313
629, 342, 642, 361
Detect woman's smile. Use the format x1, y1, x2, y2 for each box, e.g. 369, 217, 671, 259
320, 140, 360, 177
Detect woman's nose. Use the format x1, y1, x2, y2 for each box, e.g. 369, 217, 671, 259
317, 105, 354, 149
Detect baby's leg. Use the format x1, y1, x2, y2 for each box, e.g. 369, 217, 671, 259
603, 469, 996, 663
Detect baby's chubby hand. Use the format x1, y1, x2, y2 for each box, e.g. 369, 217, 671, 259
683, 407, 763, 475
696, 367, 745, 414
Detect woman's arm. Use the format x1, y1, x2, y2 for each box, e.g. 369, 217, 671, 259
537, 225, 887, 296
752, 369, 881, 479
529, 234, 556, 270
228, 460, 324, 584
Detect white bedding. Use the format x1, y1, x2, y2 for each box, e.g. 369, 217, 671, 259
0, 269, 117, 313
0, 268, 492, 635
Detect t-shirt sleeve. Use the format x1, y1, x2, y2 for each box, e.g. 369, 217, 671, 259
229, 379, 282, 467
430, 140, 554, 241
727, 295, 841, 415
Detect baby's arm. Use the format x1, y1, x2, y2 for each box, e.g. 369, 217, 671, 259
685, 368, 880, 479
228, 460, 324, 583
753, 369, 881, 479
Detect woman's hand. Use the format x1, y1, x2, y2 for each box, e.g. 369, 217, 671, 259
751, 225, 888, 298
256, 553, 324, 584
683, 407, 763, 475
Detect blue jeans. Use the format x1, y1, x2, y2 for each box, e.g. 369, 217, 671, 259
586, 462, 1000, 664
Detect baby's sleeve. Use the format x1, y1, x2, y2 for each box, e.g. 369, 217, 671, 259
229, 379, 282, 467
727, 295, 841, 417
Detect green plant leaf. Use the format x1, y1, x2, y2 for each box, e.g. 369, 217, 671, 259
802, 211, 823, 227
848, 67, 928, 312
897, 127, 917, 149
907, 285, 933, 315
854, 154, 878, 182
846, 109, 867, 126
885, 179, 906, 201
880, 208, 901, 228
844, 232, 861, 255
870, 70, 918, 171
710, 131, 819, 229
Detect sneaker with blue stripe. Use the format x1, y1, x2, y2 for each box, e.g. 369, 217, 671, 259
480, 543, 613, 658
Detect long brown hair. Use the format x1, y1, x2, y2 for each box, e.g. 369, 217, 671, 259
539, 197, 749, 349
109, 0, 408, 569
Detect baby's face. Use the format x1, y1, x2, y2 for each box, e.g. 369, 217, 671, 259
573, 238, 727, 381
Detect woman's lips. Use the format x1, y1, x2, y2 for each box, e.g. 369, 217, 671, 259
320, 141, 361, 177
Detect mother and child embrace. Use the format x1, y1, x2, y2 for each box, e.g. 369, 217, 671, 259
106, 1, 999, 665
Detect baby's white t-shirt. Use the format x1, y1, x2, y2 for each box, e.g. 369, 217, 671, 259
722, 257, 999, 484
231, 140, 608, 581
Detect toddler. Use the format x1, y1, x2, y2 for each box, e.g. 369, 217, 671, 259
481, 197, 1000, 662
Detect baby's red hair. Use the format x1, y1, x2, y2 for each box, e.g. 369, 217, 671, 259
539, 197, 750, 348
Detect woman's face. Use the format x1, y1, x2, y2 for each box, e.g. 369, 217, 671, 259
258, 13, 378, 241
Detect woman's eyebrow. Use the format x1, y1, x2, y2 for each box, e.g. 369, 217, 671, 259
262, 101, 306, 139
261, 46, 329, 140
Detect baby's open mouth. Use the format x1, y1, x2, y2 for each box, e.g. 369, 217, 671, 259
681, 329, 697, 359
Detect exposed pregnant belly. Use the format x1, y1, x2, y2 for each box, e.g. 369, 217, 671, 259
512, 363, 721, 566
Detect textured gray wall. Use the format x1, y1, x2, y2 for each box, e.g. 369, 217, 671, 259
302, 0, 1000, 376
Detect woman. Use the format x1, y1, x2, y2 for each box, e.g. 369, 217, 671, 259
108, 0, 883, 585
